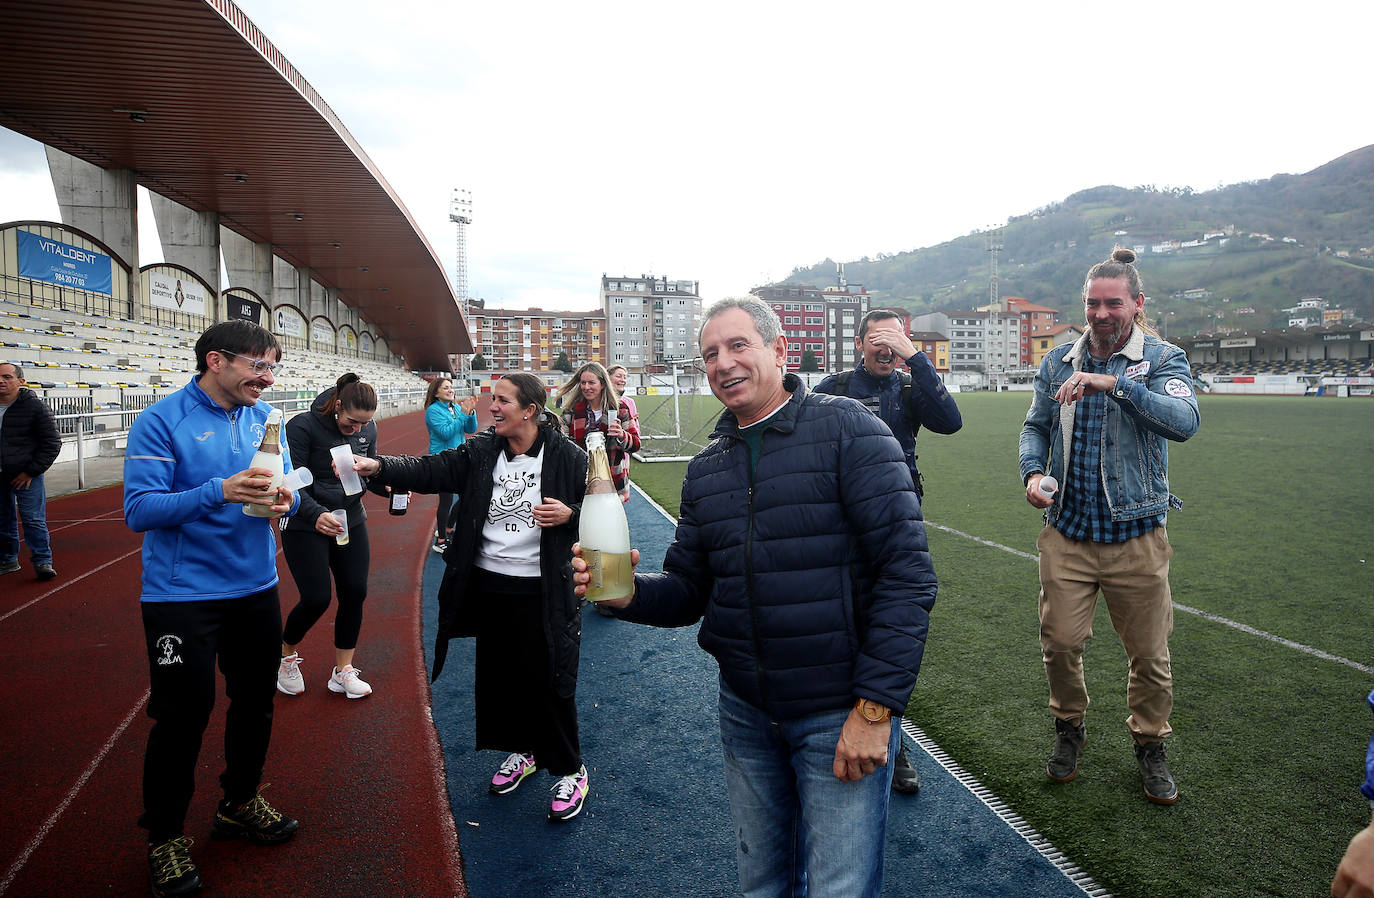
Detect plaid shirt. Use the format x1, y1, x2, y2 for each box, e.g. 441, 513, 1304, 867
560, 398, 640, 499
1054, 354, 1162, 544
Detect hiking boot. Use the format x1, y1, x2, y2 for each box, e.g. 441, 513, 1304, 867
0, 560, 19, 575
891, 745, 921, 794
277, 653, 305, 696
490, 752, 538, 795
148, 835, 201, 897
211, 787, 299, 844
1047, 717, 1086, 782
35, 563, 56, 581
549, 765, 589, 822
328, 664, 372, 699
1135, 740, 1179, 805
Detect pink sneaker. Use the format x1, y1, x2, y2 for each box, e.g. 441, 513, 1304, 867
490, 752, 537, 795
548, 765, 588, 821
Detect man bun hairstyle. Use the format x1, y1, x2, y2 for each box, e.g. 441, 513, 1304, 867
1083, 245, 1155, 335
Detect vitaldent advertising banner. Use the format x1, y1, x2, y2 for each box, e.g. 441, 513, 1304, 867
17, 229, 114, 294
148, 270, 206, 316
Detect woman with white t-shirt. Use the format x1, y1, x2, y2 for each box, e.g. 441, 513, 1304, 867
351, 374, 592, 822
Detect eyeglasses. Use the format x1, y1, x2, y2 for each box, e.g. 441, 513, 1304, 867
216, 349, 284, 377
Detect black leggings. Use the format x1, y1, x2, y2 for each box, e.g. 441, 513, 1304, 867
281, 524, 370, 650
436, 492, 454, 538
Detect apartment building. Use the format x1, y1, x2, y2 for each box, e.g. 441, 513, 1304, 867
467, 299, 607, 370
752, 283, 872, 371
600, 274, 702, 368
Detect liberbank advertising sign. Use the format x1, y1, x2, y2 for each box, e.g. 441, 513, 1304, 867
17, 229, 114, 294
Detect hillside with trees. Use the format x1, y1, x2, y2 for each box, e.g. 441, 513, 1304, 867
783, 145, 1374, 337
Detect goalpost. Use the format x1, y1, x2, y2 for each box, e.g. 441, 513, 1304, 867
633, 360, 720, 462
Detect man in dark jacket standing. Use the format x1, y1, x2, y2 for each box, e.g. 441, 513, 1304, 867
0, 363, 61, 580
580, 297, 937, 898
814, 307, 961, 793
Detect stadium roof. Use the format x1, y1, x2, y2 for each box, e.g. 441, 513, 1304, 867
0, 0, 470, 371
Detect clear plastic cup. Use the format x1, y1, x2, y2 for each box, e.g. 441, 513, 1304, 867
330, 509, 349, 546
282, 467, 314, 491
331, 444, 363, 495
1038, 475, 1059, 498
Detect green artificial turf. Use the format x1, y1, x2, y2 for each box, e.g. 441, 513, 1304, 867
631, 391, 1374, 897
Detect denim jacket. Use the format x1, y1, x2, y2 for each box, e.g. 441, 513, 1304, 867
1019, 327, 1200, 524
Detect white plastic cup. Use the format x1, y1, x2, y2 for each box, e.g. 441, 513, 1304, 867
331, 444, 363, 495
282, 467, 314, 491
330, 509, 350, 546
1038, 475, 1059, 498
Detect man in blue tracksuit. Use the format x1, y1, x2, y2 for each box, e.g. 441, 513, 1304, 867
124, 320, 301, 898
1331, 689, 1374, 897
814, 309, 962, 794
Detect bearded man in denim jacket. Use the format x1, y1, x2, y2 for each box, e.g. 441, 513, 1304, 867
1019, 248, 1200, 806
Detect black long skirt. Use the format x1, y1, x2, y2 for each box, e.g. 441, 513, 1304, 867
471, 566, 581, 777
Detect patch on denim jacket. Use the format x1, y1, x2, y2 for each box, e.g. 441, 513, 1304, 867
1125, 360, 1150, 379
1165, 378, 1193, 397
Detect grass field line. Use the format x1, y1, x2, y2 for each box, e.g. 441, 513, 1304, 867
902, 719, 1111, 898
925, 520, 1374, 676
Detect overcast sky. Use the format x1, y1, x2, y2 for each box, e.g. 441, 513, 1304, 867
3, 0, 1372, 311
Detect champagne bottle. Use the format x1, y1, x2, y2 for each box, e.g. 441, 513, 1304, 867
579, 431, 633, 603
389, 490, 410, 516
243, 407, 285, 517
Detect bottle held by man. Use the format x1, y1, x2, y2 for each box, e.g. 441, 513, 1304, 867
579, 431, 633, 602
389, 490, 410, 516
243, 407, 284, 517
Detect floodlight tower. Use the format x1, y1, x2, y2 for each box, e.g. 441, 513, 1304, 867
987, 224, 1004, 386
449, 188, 473, 381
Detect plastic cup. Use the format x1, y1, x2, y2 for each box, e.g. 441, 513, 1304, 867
1038, 475, 1059, 498
282, 467, 314, 491
330, 509, 349, 546
331, 444, 363, 495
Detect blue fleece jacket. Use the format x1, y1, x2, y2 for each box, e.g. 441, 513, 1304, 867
124, 376, 298, 603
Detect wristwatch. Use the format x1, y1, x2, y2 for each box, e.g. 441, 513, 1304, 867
855, 698, 892, 724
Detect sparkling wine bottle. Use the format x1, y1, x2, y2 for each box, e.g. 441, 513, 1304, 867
579, 431, 633, 602
243, 407, 284, 518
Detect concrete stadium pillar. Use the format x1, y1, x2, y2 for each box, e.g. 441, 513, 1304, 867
150, 194, 221, 304
221, 228, 274, 309
46, 147, 139, 300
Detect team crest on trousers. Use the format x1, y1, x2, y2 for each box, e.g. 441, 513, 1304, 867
155, 634, 185, 666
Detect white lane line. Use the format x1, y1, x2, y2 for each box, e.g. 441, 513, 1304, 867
0, 548, 142, 625
925, 520, 1373, 675
0, 690, 150, 896
902, 719, 1112, 897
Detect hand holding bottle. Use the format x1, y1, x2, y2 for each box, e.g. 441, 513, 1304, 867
571, 542, 639, 608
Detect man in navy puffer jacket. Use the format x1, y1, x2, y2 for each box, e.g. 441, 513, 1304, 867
580, 297, 937, 898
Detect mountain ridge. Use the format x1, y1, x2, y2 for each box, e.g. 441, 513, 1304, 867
783, 145, 1374, 336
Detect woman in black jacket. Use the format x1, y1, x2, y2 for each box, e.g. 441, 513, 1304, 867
352, 373, 592, 822
278, 373, 388, 700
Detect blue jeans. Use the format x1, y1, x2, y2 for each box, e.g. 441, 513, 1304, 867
718, 676, 897, 898
0, 473, 51, 565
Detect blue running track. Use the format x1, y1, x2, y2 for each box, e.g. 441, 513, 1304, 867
423, 487, 1102, 897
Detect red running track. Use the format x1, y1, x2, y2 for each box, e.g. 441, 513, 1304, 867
0, 408, 468, 897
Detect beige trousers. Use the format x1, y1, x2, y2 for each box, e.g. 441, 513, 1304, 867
1037, 524, 1175, 742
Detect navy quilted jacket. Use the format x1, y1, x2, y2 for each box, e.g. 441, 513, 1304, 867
624, 375, 937, 720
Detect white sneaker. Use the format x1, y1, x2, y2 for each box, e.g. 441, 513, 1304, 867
328, 664, 372, 699
277, 653, 305, 696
